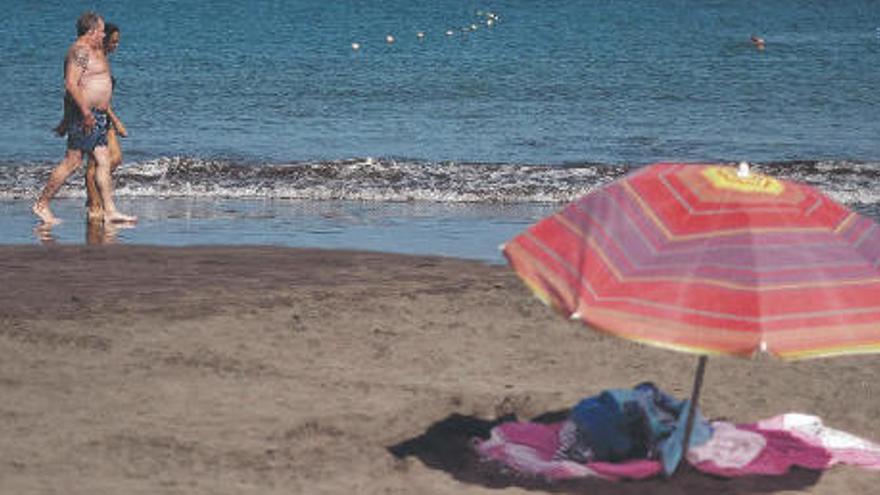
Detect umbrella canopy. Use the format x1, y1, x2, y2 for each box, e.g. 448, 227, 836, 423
503, 162, 880, 361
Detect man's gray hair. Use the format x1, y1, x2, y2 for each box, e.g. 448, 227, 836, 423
76, 11, 103, 37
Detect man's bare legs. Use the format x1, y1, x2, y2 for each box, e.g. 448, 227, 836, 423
32, 148, 84, 225
37, 145, 133, 225
92, 145, 136, 223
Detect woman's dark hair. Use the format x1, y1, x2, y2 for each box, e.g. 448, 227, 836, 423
103, 22, 120, 49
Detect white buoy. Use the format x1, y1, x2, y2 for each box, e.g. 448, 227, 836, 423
470, 23, 478, 31
385, 34, 395, 44
351, 42, 361, 51
445, 29, 454, 36
737, 161, 750, 178
416, 31, 425, 40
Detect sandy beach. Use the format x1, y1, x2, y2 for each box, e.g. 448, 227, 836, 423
1, 245, 878, 494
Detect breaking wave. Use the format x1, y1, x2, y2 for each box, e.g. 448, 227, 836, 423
2, 157, 880, 216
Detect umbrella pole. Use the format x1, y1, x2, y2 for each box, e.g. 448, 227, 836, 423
679, 355, 708, 467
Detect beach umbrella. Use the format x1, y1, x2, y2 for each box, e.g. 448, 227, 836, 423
501, 162, 880, 471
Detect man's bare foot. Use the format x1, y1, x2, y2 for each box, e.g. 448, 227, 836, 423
87, 207, 105, 223
32, 202, 61, 225
104, 211, 137, 223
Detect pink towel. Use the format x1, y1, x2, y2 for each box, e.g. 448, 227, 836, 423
756, 413, 880, 470
691, 425, 831, 477
475, 421, 662, 480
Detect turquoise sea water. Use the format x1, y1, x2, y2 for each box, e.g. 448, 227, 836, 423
1, 0, 878, 258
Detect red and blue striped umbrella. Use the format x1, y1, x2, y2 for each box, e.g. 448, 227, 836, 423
503, 162, 880, 361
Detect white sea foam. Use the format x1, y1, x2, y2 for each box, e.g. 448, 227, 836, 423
2, 158, 880, 219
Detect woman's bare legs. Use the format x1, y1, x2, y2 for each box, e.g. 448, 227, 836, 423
107, 128, 123, 170
84, 156, 103, 222
85, 129, 123, 221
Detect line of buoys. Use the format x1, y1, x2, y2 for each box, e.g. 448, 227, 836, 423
350, 10, 500, 51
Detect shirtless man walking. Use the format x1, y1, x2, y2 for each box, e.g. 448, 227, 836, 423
33, 11, 135, 225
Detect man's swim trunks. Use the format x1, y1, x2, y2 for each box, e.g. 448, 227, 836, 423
67, 108, 109, 151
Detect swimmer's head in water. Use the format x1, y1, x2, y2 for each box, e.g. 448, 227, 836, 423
750, 34, 765, 50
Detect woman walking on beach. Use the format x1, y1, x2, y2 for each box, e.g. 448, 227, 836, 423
54, 22, 129, 221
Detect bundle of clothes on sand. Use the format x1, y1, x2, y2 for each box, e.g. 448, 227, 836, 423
474, 382, 880, 481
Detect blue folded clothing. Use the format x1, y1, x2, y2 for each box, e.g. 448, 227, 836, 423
557, 382, 712, 475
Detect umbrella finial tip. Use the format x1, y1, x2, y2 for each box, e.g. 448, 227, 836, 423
737, 161, 750, 178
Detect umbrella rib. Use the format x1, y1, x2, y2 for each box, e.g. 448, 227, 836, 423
853, 223, 878, 249
833, 212, 859, 234
804, 197, 822, 216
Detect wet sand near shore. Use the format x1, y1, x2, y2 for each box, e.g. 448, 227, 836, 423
1, 245, 878, 494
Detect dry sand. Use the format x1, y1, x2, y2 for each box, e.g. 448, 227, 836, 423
1, 245, 878, 494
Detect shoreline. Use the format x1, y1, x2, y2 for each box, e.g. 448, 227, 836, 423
1, 245, 878, 494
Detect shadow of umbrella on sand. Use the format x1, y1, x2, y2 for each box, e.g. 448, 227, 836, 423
501, 162, 880, 473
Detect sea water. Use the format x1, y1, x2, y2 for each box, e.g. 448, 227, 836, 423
1, 0, 879, 260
